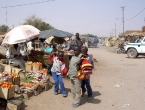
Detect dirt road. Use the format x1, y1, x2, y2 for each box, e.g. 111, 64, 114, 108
23, 46, 145, 110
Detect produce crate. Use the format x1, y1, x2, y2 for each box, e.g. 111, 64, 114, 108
25, 63, 32, 72
39, 81, 50, 91
32, 65, 42, 72
12, 77, 20, 86
0, 86, 15, 99
7, 77, 13, 83
23, 91, 33, 100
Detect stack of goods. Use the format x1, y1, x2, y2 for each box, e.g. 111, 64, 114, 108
20, 69, 49, 93
0, 82, 14, 89
0, 82, 15, 99
0, 72, 12, 82
25, 61, 42, 72
26, 69, 48, 83
32, 62, 42, 72
20, 82, 36, 93
9, 73, 20, 85
0, 72, 20, 85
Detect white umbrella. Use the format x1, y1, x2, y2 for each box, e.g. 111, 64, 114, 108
1, 25, 40, 46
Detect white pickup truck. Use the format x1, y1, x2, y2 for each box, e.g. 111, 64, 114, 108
124, 37, 145, 58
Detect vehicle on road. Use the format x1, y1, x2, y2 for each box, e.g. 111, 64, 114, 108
124, 37, 145, 58
88, 36, 98, 48
114, 43, 125, 54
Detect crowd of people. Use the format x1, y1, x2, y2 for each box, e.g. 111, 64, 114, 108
49, 33, 94, 108
5, 32, 94, 108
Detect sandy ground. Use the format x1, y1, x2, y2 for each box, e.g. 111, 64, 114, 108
23, 46, 145, 110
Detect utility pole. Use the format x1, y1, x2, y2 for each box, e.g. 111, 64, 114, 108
115, 23, 116, 37
121, 6, 125, 37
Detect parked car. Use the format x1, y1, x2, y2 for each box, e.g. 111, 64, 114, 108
88, 36, 99, 48
124, 36, 145, 58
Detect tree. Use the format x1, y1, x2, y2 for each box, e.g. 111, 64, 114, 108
0, 25, 9, 32
23, 15, 54, 31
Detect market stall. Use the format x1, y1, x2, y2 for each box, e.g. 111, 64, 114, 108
0, 62, 52, 109
0, 25, 53, 110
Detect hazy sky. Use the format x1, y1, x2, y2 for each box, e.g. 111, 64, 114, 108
0, 0, 145, 37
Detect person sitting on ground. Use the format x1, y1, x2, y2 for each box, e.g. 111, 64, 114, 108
51, 51, 67, 97
6, 44, 26, 70
81, 46, 94, 100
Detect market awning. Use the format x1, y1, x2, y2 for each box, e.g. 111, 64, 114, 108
39, 29, 73, 39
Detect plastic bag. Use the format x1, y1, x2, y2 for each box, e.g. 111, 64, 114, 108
44, 47, 53, 53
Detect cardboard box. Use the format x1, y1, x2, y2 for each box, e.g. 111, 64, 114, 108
7, 99, 23, 110
0, 86, 15, 99
32, 64, 42, 72
25, 63, 32, 72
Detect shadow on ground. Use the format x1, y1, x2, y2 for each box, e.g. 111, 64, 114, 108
126, 56, 145, 59
21, 103, 28, 110
81, 91, 101, 105
65, 88, 71, 94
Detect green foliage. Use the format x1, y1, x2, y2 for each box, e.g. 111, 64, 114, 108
23, 15, 54, 31
21, 75, 34, 83
0, 25, 9, 32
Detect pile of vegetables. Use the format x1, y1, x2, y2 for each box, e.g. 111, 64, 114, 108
0, 72, 20, 82
0, 82, 14, 88
32, 62, 42, 66
26, 61, 42, 66
0, 72, 12, 82
26, 61, 33, 65
19, 82, 36, 92
21, 69, 48, 84
20, 82, 35, 88
9, 73, 19, 78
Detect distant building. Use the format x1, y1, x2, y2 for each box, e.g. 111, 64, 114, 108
119, 26, 145, 43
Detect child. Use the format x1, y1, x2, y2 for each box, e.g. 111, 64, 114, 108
47, 44, 58, 76
81, 46, 94, 100
51, 51, 67, 97
67, 46, 82, 108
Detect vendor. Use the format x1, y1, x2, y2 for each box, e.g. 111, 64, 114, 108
27, 41, 34, 54
73, 33, 83, 47
6, 44, 26, 70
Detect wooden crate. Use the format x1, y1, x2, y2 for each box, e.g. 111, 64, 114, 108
0, 86, 15, 99
18, 71, 25, 80
7, 99, 23, 110
23, 91, 33, 100
40, 82, 51, 91
13, 77, 20, 86
7, 77, 13, 83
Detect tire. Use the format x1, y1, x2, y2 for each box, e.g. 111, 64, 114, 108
114, 48, 118, 53
136, 54, 139, 58
117, 49, 121, 54
127, 48, 138, 58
